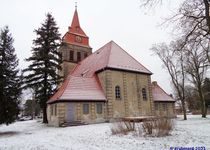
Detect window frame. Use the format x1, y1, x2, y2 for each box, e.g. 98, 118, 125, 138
162, 103, 166, 111
69, 50, 74, 61
54, 104, 57, 116
115, 85, 121, 100
51, 105, 53, 115
84, 52, 88, 58
155, 103, 158, 111
142, 88, 147, 100
96, 103, 103, 114
83, 103, 89, 114
77, 52, 81, 62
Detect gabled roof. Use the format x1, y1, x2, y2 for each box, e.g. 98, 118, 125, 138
71, 41, 152, 77
48, 41, 152, 103
151, 81, 175, 102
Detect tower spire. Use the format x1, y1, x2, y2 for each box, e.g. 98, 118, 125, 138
71, 6, 80, 28
63, 5, 90, 46
75, 2, 77, 9
68, 5, 87, 36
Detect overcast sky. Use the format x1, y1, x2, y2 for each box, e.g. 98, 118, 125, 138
0, 0, 183, 94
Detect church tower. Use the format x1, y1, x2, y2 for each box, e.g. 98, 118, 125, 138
59, 7, 92, 79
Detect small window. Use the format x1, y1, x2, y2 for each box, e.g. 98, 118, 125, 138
69, 51, 74, 61
77, 52, 81, 62
115, 86, 121, 99
155, 103, 158, 111
84, 53, 88, 58
96, 103, 103, 114
54, 104, 57, 116
142, 88, 147, 100
162, 103, 166, 111
83, 104, 89, 114
51, 105, 53, 115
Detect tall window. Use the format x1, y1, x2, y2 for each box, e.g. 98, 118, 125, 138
96, 103, 103, 114
54, 104, 57, 116
155, 103, 158, 111
162, 103, 166, 111
77, 52, 81, 62
142, 88, 147, 100
83, 103, 89, 114
115, 86, 121, 99
69, 51, 74, 61
84, 52, 88, 58
51, 105, 53, 115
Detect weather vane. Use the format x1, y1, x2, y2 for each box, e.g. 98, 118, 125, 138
75, 2, 77, 9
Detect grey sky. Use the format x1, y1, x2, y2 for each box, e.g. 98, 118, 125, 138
0, 0, 183, 94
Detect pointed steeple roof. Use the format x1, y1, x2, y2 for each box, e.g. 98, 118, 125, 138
70, 8, 80, 28
68, 8, 87, 36
62, 7, 90, 47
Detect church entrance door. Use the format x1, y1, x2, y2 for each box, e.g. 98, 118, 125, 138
67, 103, 74, 122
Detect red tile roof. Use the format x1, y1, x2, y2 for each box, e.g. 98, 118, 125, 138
151, 81, 175, 102
62, 8, 90, 47
68, 8, 87, 36
48, 41, 152, 103
72, 41, 152, 77
48, 75, 106, 103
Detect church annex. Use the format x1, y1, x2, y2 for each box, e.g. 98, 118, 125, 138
47, 8, 175, 126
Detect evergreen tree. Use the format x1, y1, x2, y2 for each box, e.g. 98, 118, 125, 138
24, 13, 62, 123
0, 26, 21, 125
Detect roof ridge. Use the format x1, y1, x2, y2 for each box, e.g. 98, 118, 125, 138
105, 41, 113, 68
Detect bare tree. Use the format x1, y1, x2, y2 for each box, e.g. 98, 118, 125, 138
151, 40, 187, 120
140, 0, 210, 34
184, 40, 209, 118
185, 85, 201, 112
141, 0, 210, 60
142, 0, 210, 118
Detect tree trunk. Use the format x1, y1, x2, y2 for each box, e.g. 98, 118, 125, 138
203, 0, 210, 33
43, 105, 48, 123
204, 105, 208, 117
198, 87, 206, 118
181, 99, 187, 120
201, 100, 207, 118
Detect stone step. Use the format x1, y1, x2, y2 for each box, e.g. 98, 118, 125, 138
60, 121, 88, 127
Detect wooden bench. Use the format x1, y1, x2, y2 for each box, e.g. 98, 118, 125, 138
120, 116, 157, 130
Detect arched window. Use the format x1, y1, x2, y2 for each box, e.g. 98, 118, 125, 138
142, 88, 147, 100
115, 86, 121, 99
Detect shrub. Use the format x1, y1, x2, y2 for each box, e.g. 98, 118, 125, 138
142, 117, 174, 137
110, 119, 134, 135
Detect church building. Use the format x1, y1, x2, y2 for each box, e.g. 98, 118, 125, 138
47, 8, 175, 126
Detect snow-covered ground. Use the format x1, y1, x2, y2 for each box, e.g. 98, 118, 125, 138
0, 115, 210, 150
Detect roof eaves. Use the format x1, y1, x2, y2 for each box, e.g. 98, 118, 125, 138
154, 100, 175, 102
48, 99, 107, 104
95, 67, 153, 75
